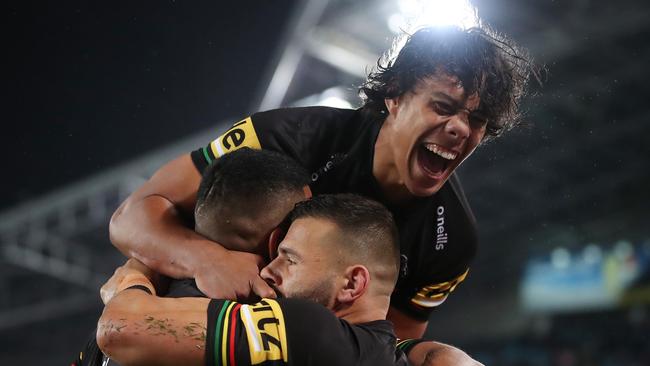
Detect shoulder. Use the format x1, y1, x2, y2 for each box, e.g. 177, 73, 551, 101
253, 106, 357, 122
250, 106, 359, 134
278, 298, 341, 331
279, 299, 398, 365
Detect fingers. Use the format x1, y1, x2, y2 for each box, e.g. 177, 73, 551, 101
99, 266, 124, 304
99, 285, 111, 305
251, 277, 276, 299
248, 253, 267, 270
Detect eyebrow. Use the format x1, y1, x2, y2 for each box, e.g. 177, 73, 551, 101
431, 92, 485, 115
430, 92, 460, 104
278, 244, 302, 259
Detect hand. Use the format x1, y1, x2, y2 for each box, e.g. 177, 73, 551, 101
192, 246, 276, 301
100, 259, 155, 304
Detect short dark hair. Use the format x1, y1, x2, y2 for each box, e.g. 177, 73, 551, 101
196, 148, 309, 215
360, 25, 540, 140
287, 193, 401, 284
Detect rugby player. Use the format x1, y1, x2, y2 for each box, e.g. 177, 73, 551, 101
98, 194, 481, 366
74, 148, 310, 366
109, 25, 535, 338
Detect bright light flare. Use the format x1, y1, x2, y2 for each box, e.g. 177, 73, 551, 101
388, 0, 479, 34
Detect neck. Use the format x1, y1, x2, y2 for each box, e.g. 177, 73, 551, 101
373, 120, 413, 205
332, 294, 391, 324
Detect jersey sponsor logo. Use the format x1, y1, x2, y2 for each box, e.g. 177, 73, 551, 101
435, 205, 448, 251
210, 117, 262, 157
310, 153, 346, 182
410, 269, 469, 308
399, 254, 409, 278
240, 299, 288, 365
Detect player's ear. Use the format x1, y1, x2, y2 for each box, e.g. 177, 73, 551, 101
385, 97, 400, 116
336, 265, 370, 303
302, 185, 312, 199
267, 227, 285, 260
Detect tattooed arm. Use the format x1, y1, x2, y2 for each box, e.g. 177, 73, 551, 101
97, 260, 209, 366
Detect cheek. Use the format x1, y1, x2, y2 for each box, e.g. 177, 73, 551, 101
467, 127, 486, 149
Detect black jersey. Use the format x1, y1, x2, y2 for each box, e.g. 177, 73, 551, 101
206, 298, 408, 366
191, 106, 478, 320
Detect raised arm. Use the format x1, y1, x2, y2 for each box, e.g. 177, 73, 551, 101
109, 153, 273, 299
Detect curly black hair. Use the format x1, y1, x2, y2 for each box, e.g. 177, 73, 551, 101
360, 25, 540, 139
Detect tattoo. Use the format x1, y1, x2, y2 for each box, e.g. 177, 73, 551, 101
183, 322, 207, 342
141, 316, 206, 345
144, 315, 179, 342
100, 320, 128, 335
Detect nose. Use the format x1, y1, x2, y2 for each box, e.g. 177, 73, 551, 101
445, 113, 471, 141
260, 260, 281, 287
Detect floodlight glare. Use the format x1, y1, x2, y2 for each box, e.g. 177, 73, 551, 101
388, 0, 479, 34
317, 96, 353, 109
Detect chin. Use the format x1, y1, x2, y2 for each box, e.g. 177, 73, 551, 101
407, 173, 449, 197
411, 186, 442, 197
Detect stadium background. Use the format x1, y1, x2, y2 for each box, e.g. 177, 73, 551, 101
3, 1, 649, 364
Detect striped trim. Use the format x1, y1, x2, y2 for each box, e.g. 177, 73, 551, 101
396, 338, 426, 354
210, 301, 244, 366
213, 300, 231, 365
240, 305, 262, 353
202, 146, 213, 165
396, 339, 418, 351
228, 304, 241, 366
213, 139, 225, 157
220, 302, 238, 366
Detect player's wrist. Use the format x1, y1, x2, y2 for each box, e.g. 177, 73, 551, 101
116, 273, 156, 296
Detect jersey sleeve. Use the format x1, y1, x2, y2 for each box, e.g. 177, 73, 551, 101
391, 268, 470, 320
206, 298, 291, 366
205, 298, 389, 366
191, 116, 264, 173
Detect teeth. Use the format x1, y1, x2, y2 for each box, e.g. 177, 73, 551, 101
424, 144, 457, 160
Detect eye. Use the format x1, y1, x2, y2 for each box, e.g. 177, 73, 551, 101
469, 113, 488, 129
286, 257, 297, 265
431, 102, 454, 116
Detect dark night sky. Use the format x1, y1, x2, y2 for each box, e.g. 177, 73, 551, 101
4, 1, 296, 209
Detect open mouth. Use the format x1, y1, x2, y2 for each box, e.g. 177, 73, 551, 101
417, 143, 457, 178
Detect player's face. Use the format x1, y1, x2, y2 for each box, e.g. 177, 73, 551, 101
379, 73, 487, 198
260, 217, 343, 308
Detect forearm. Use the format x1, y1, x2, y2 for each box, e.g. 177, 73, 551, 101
98, 291, 209, 366
110, 194, 223, 280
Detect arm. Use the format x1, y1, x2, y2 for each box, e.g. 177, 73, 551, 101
109, 153, 273, 299
406, 341, 483, 366
97, 258, 210, 366
98, 288, 210, 366
98, 259, 288, 366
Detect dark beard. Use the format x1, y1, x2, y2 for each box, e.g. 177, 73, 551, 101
288, 279, 335, 308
